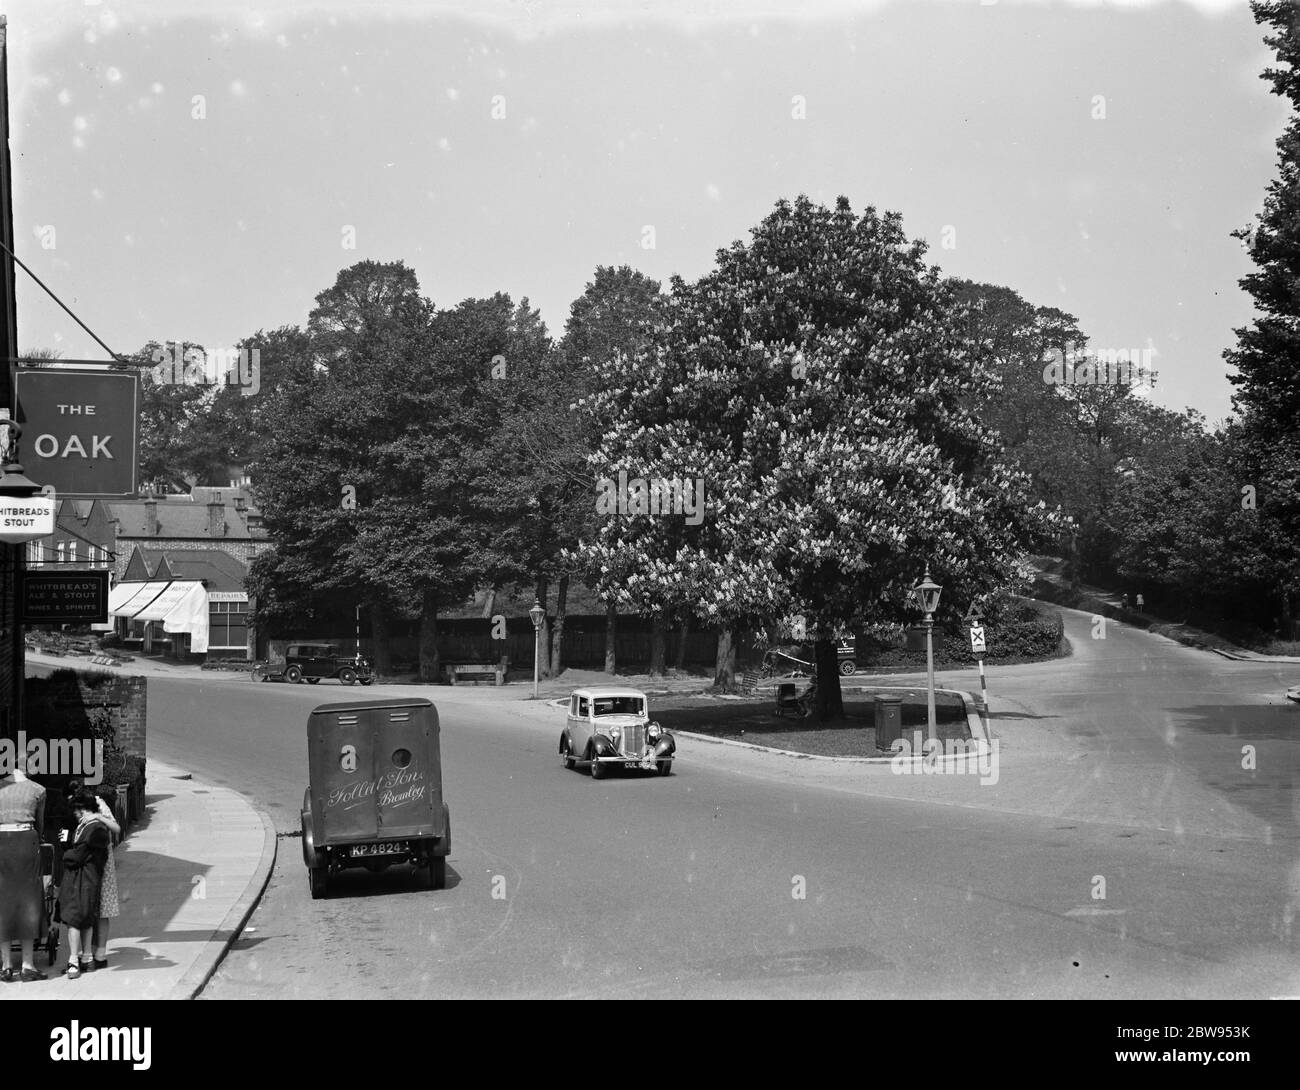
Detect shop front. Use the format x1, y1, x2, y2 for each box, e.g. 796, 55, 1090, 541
107, 580, 209, 658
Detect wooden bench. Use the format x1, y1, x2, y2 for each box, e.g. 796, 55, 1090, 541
448, 663, 505, 686
739, 669, 761, 694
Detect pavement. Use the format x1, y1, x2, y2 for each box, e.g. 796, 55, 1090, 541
0, 757, 274, 1001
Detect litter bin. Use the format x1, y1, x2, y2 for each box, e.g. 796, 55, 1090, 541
874, 695, 903, 749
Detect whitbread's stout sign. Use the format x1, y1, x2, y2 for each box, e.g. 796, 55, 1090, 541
21, 570, 109, 623
0, 495, 55, 542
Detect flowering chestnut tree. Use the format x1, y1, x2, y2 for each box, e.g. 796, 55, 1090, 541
577, 195, 1061, 716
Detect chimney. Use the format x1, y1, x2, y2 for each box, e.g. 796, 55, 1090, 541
207, 500, 226, 537
144, 498, 158, 537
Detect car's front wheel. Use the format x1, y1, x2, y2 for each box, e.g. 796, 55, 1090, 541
339, 668, 357, 686
560, 734, 576, 770
589, 746, 606, 780
285, 665, 303, 684
839, 659, 857, 676
658, 760, 673, 776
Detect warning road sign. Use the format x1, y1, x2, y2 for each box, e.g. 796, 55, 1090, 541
969, 625, 987, 654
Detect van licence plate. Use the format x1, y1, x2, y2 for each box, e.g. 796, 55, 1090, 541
348, 842, 406, 858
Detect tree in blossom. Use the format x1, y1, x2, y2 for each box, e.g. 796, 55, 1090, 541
577, 195, 1061, 715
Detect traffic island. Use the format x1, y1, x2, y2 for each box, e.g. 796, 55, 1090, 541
651, 687, 972, 758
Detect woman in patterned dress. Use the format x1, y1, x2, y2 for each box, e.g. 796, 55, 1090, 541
91, 793, 120, 969
58, 790, 111, 979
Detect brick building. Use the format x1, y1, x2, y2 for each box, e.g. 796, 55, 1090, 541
26, 497, 115, 571
100, 486, 270, 660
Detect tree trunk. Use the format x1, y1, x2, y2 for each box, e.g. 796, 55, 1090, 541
419, 587, 440, 683
604, 602, 617, 675
649, 610, 668, 677
550, 573, 569, 677
813, 637, 844, 721
713, 626, 736, 690
674, 614, 690, 672
533, 576, 551, 677
369, 604, 392, 676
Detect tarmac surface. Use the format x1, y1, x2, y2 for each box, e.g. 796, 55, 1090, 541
6, 604, 1299, 999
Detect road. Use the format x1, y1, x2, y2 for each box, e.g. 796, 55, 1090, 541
129, 607, 1300, 998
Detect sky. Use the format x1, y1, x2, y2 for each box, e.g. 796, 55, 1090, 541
1, 0, 1287, 425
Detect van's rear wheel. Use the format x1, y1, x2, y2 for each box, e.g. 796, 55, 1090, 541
416, 853, 445, 890
308, 865, 327, 899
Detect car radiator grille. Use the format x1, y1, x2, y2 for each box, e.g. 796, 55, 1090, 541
620, 724, 645, 756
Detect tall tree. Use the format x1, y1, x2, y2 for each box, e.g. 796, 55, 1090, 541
579, 196, 1060, 715
1225, 1, 1300, 636
524, 266, 665, 676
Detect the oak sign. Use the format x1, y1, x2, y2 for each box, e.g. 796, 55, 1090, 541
20, 570, 109, 624
14, 366, 140, 497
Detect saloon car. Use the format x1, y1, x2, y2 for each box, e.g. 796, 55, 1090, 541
285, 643, 374, 686
559, 687, 676, 778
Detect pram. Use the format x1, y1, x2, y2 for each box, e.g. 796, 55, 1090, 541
5, 842, 59, 966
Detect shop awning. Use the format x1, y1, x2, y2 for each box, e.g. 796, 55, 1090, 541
107, 580, 210, 653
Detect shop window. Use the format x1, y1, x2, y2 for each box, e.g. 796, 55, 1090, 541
209, 601, 249, 650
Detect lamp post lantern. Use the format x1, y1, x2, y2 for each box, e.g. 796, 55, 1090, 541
913, 566, 943, 744
528, 600, 545, 700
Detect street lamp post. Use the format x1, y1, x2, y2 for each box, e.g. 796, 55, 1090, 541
913, 566, 943, 745
528, 600, 545, 700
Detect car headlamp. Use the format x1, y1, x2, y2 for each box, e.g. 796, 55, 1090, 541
647, 722, 662, 740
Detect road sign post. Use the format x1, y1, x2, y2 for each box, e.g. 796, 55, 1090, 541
966, 610, 990, 729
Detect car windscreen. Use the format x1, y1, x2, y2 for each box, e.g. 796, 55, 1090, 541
593, 697, 644, 716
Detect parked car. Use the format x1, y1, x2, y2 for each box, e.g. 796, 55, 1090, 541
1287, 684, 1300, 704
559, 687, 676, 778
284, 643, 374, 686
300, 696, 451, 898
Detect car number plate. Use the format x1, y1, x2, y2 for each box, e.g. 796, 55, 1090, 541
637, 758, 658, 770
349, 842, 404, 857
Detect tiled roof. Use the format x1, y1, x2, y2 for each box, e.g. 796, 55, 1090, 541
108, 490, 268, 541
127, 547, 248, 593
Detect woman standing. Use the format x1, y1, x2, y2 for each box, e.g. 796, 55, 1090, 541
58, 790, 111, 979
0, 751, 48, 983
91, 793, 120, 969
